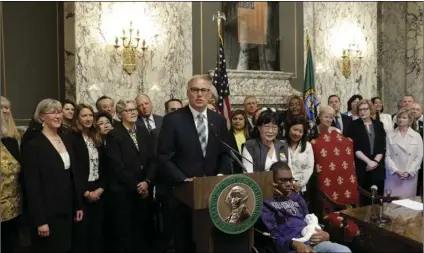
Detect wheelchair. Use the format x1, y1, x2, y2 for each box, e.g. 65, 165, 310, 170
252, 219, 277, 253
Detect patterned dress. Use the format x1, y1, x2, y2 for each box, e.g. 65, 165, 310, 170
1, 141, 21, 222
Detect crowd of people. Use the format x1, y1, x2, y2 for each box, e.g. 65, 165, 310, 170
1, 74, 423, 253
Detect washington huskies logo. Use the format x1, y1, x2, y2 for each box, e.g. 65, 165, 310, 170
209, 174, 262, 234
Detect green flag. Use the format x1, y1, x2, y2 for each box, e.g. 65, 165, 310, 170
303, 37, 318, 121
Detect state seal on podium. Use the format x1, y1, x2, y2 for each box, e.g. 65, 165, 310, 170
209, 174, 263, 234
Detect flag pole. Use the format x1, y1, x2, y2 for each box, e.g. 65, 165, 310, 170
213, 11, 226, 69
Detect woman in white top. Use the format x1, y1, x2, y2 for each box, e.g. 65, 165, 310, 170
22, 99, 83, 253
372, 97, 393, 134
283, 117, 314, 193
385, 109, 423, 198
242, 110, 289, 173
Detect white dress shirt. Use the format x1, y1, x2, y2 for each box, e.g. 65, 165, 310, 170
189, 104, 209, 145
288, 142, 314, 192
242, 147, 278, 173
379, 113, 393, 134
143, 114, 156, 130
385, 127, 423, 176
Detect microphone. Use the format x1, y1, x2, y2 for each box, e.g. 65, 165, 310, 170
370, 185, 378, 199
208, 122, 255, 174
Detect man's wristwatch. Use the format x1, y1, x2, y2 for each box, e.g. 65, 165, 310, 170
145, 179, 151, 185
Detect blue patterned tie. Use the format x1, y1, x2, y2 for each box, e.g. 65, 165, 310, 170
197, 114, 207, 157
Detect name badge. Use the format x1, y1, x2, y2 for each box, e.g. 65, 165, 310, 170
280, 153, 287, 162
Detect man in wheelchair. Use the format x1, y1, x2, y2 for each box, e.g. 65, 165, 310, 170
261, 162, 351, 253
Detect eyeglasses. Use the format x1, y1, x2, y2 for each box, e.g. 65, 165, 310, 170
261, 125, 279, 132
43, 110, 63, 116
358, 107, 369, 112
123, 108, 137, 114
188, 88, 210, 95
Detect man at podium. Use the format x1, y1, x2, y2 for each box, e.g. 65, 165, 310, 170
157, 74, 232, 252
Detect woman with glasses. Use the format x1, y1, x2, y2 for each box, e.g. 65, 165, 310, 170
95, 111, 113, 141
105, 99, 156, 252
347, 99, 386, 205
21, 99, 83, 253
1, 96, 22, 253
242, 109, 289, 173
71, 104, 105, 253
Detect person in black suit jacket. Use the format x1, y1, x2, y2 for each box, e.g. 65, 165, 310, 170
71, 104, 106, 253
347, 100, 386, 205
328, 95, 352, 135
105, 99, 156, 253
157, 75, 231, 252
21, 99, 83, 253
135, 94, 163, 131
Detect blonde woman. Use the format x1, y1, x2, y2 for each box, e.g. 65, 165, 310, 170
22, 98, 83, 253
1, 96, 22, 253
316, 105, 342, 135
385, 109, 423, 198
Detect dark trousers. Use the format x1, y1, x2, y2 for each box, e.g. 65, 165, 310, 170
72, 198, 104, 253
109, 191, 150, 253
1, 216, 20, 253
174, 200, 195, 253
417, 166, 423, 196
158, 193, 179, 252
31, 214, 72, 253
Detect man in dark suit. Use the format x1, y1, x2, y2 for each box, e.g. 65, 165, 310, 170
164, 98, 183, 114
328, 95, 351, 136
135, 94, 163, 131
411, 102, 423, 196
157, 74, 232, 252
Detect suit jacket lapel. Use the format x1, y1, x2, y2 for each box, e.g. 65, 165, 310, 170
118, 123, 140, 153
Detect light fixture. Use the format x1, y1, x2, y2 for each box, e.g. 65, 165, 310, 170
341, 43, 363, 78
114, 21, 148, 75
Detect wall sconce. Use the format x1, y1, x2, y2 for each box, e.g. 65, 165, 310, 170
341, 43, 363, 78
114, 21, 148, 75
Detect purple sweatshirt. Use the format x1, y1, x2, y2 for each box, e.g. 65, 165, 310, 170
261, 192, 309, 253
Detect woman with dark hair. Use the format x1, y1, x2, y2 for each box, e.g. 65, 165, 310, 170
71, 104, 105, 253
242, 109, 289, 173
284, 118, 314, 193
343, 94, 363, 119
94, 111, 113, 141
279, 95, 318, 141
371, 96, 393, 133
230, 109, 250, 152
62, 99, 75, 129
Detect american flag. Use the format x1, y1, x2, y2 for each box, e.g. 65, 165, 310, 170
213, 35, 232, 129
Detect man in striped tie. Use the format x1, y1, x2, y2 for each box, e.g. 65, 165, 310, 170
157, 74, 232, 253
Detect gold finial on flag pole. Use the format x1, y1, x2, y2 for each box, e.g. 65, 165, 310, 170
213, 11, 226, 39
306, 33, 311, 51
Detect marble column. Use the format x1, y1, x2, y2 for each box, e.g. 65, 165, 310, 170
378, 2, 423, 114
66, 2, 192, 115
304, 2, 378, 111
64, 2, 76, 102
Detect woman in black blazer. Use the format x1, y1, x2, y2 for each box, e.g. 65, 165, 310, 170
21, 99, 83, 253
71, 104, 105, 253
105, 99, 156, 253
347, 99, 386, 205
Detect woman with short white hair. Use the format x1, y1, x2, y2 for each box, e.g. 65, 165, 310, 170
22, 98, 83, 253
317, 105, 341, 135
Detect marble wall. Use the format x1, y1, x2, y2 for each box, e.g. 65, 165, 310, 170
379, 2, 423, 113
66, 2, 192, 115
64, 2, 76, 102
304, 2, 378, 112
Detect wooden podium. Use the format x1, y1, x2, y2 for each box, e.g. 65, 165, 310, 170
174, 172, 274, 253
